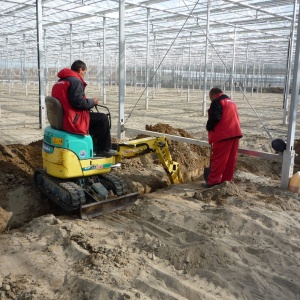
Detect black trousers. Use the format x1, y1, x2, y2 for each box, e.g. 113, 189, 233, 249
89, 112, 111, 152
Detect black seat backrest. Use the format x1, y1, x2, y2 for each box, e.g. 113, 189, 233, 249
45, 96, 64, 130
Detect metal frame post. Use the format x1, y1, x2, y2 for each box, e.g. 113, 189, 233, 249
230, 27, 236, 99
282, 0, 297, 125
118, 0, 125, 139
69, 24, 73, 65
153, 33, 156, 98
36, 0, 46, 129
280, 1, 300, 189
103, 16, 107, 104
187, 31, 192, 102
202, 0, 210, 116
145, 8, 150, 109
243, 43, 249, 100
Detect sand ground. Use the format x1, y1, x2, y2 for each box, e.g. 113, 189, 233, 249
0, 83, 300, 299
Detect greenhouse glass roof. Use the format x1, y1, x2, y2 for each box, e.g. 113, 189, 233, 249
0, 0, 297, 68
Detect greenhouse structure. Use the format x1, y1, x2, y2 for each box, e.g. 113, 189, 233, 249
1, 0, 300, 188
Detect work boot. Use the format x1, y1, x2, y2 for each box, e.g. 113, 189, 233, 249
97, 149, 117, 157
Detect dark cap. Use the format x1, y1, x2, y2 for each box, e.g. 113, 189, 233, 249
271, 139, 286, 152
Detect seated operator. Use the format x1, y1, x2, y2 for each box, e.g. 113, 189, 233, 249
51, 59, 116, 157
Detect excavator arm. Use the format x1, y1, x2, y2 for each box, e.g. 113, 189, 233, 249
79, 136, 183, 218
115, 136, 184, 184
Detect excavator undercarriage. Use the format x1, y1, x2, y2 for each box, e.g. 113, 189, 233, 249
35, 170, 139, 219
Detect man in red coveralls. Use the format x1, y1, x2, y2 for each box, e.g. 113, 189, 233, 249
52, 60, 116, 157
206, 87, 242, 187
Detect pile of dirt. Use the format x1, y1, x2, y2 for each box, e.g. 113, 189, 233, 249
263, 87, 284, 94
0, 140, 45, 229
145, 123, 210, 181
0, 140, 42, 181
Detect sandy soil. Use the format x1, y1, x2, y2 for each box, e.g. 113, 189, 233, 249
1, 84, 300, 299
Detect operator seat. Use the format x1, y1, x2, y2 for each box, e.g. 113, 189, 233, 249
45, 96, 64, 130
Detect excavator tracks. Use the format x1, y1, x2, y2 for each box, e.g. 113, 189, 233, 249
34, 170, 86, 211
34, 169, 139, 219
102, 173, 129, 195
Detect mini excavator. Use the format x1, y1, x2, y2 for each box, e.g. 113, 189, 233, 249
34, 96, 183, 219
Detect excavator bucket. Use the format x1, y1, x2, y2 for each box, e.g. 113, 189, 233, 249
80, 192, 139, 219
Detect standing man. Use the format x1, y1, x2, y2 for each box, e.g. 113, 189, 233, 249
52, 60, 116, 157
205, 87, 242, 187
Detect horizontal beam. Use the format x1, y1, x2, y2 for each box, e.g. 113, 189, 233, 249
125, 127, 282, 162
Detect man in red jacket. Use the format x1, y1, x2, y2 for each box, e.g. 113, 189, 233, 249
206, 87, 242, 187
52, 60, 116, 157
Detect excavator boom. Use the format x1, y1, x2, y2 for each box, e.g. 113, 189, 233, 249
116, 136, 184, 184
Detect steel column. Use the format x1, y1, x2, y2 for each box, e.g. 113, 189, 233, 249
243, 43, 249, 100
187, 31, 192, 102
103, 16, 107, 104
70, 24, 73, 65
153, 33, 156, 98
202, 0, 210, 116
36, 0, 46, 129
145, 8, 150, 109
280, 1, 300, 189
118, 0, 125, 139
230, 27, 236, 99
282, 0, 297, 125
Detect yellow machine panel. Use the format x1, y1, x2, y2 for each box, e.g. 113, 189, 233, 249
42, 148, 84, 178
43, 147, 115, 179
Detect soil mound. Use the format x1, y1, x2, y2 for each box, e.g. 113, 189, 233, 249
0, 140, 45, 228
